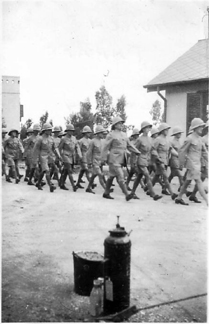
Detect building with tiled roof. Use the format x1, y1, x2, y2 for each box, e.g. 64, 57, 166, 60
144, 39, 209, 135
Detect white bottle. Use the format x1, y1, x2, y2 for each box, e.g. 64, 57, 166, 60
89, 279, 103, 316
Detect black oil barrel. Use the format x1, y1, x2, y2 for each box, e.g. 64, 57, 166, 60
104, 220, 131, 314
73, 251, 104, 296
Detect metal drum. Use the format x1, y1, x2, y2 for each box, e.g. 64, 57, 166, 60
104, 216, 131, 314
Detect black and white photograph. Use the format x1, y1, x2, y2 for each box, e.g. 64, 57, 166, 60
1, 0, 208, 322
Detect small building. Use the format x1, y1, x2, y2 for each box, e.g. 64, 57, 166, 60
2, 76, 24, 131
144, 39, 209, 136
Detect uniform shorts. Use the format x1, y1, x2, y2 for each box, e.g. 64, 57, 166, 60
136, 165, 149, 177
108, 164, 124, 182
92, 165, 102, 176
201, 166, 208, 179
80, 162, 88, 171
63, 162, 73, 173
169, 167, 183, 177
7, 157, 18, 168
186, 168, 201, 181
155, 163, 168, 175
40, 156, 50, 172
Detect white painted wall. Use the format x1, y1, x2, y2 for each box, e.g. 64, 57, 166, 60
2, 76, 21, 132
166, 82, 208, 140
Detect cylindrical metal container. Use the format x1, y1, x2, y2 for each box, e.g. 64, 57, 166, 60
104, 217, 131, 314
73, 251, 104, 296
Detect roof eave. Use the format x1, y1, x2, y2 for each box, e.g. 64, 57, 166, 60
143, 78, 209, 93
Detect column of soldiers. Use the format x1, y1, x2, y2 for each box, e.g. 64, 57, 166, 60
2, 116, 208, 205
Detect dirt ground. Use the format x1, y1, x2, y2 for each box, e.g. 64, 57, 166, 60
2, 166, 208, 323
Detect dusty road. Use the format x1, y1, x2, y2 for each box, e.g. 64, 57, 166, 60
2, 170, 208, 322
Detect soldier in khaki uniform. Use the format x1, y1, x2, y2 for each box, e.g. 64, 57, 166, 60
101, 116, 140, 201
151, 123, 178, 200
176, 118, 208, 205
125, 128, 140, 191
23, 127, 34, 181
2, 128, 11, 182
85, 125, 107, 194
131, 121, 162, 201
76, 125, 92, 189
59, 124, 82, 191
50, 126, 61, 183
168, 127, 184, 189
3, 129, 24, 184
33, 123, 61, 192
27, 124, 41, 185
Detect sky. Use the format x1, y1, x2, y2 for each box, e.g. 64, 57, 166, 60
2, 0, 208, 130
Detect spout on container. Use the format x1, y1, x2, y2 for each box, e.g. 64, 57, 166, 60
127, 230, 133, 236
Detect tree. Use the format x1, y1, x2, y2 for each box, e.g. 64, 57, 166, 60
95, 86, 114, 128
20, 118, 33, 140
2, 117, 7, 128
39, 111, 49, 128
25, 118, 33, 129
149, 100, 163, 126
64, 99, 94, 139
115, 95, 127, 122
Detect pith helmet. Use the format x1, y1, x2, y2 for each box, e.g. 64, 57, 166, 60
158, 123, 171, 133
52, 126, 61, 133
95, 125, 105, 134
190, 118, 205, 130
43, 123, 53, 131
82, 125, 92, 133
65, 124, 75, 132
140, 121, 152, 132
26, 127, 33, 134
171, 126, 183, 136
188, 126, 193, 135
150, 127, 159, 137
58, 131, 66, 137
2, 128, 8, 134
33, 124, 41, 131
40, 123, 53, 135
131, 128, 140, 136
112, 116, 124, 126
8, 129, 19, 136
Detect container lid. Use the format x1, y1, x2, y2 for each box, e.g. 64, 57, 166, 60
109, 226, 127, 237
93, 279, 101, 286
108, 216, 127, 237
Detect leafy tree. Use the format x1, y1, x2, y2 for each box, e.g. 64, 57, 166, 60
49, 119, 53, 127
39, 111, 49, 128
25, 118, 33, 129
64, 99, 94, 139
149, 100, 163, 126
20, 118, 33, 140
115, 95, 127, 122
2, 117, 7, 128
95, 86, 114, 128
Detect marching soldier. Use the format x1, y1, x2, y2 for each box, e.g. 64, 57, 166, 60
33, 123, 62, 192
59, 124, 82, 191
2, 128, 11, 182
23, 127, 34, 181
168, 127, 184, 189
85, 125, 107, 194
3, 129, 24, 183
125, 128, 140, 191
175, 118, 208, 205
50, 126, 61, 183
76, 125, 92, 189
101, 116, 140, 201
130, 121, 162, 201
151, 123, 178, 200
27, 124, 41, 185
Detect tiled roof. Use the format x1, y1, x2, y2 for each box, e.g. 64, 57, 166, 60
144, 39, 209, 91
